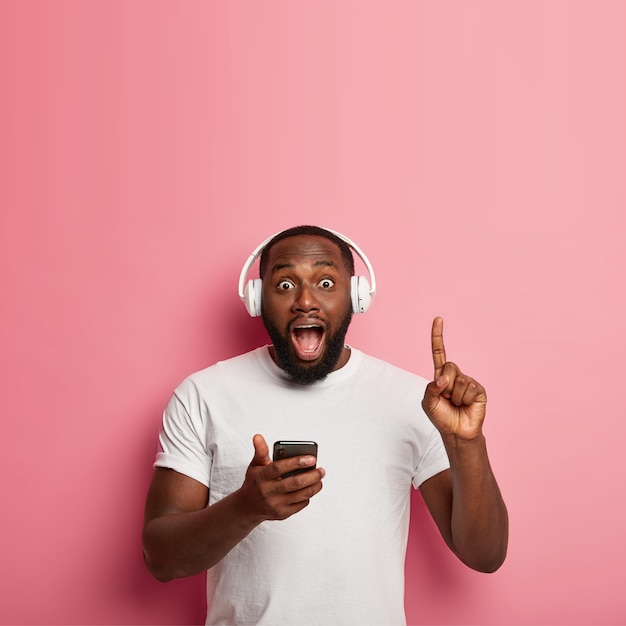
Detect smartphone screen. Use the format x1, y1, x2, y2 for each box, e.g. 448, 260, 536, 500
273, 441, 318, 477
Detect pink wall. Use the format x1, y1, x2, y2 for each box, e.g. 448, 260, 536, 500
1, 1, 624, 624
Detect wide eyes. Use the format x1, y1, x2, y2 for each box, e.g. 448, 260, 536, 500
276, 278, 335, 291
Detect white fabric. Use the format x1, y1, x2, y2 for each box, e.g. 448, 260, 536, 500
155, 346, 450, 626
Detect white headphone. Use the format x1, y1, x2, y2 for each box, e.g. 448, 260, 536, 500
238, 228, 377, 317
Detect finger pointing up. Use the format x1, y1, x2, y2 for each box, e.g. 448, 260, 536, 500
431, 317, 446, 380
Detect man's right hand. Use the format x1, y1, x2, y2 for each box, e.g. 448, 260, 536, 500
143, 434, 325, 581
237, 434, 325, 522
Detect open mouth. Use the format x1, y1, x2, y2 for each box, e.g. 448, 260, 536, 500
291, 323, 325, 361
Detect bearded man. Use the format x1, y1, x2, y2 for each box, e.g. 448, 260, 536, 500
142, 225, 508, 626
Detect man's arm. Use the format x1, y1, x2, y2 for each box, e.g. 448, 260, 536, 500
419, 317, 508, 573
142, 434, 324, 581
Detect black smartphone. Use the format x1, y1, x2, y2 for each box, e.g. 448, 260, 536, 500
273, 441, 318, 477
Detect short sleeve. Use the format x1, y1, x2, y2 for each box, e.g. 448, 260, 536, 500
412, 427, 450, 488
153, 391, 211, 488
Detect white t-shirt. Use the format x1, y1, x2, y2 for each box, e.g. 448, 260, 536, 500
155, 346, 450, 626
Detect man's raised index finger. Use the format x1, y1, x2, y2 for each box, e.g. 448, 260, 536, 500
431, 317, 446, 379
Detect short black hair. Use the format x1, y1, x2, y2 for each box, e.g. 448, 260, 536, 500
259, 225, 355, 278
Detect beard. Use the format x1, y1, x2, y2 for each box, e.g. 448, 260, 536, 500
262, 307, 352, 385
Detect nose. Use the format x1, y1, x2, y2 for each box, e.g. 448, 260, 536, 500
292, 283, 320, 313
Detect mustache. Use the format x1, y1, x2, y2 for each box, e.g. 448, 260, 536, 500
288, 315, 328, 329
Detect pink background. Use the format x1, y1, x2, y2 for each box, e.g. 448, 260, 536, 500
1, 1, 624, 624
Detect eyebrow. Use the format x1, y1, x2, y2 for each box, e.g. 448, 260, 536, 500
271, 260, 338, 273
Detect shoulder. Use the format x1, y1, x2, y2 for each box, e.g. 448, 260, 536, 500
188, 346, 267, 379
352, 349, 430, 390
173, 347, 270, 398
356, 351, 429, 384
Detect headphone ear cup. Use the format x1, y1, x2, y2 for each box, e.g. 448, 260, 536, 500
243, 278, 263, 317
351, 276, 371, 314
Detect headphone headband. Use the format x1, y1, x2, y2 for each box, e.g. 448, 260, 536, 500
238, 227, 376, 317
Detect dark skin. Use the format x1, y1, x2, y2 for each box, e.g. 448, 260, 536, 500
143, 437, 322, 581
419, 316, 508, 572
142, 235, 508, 582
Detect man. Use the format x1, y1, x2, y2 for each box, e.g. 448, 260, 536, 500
142, 225, 508, 625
